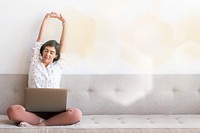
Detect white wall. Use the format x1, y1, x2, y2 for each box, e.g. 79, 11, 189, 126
0, 0, 65, 74
1, 0, 200, 74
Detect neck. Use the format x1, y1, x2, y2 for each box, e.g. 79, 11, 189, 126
42, 62, 50, 67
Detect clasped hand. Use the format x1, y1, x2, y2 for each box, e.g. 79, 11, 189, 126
45, 12, 66, 24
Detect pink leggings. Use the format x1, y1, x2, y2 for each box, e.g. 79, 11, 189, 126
7, 105, 82, 126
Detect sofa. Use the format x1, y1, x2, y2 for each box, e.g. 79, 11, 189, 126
1, 74, 200, 133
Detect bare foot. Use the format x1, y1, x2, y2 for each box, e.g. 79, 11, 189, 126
18, 122, 34, 127
36, 121, 46, 126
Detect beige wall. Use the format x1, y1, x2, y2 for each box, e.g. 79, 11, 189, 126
1, 0, 200, 74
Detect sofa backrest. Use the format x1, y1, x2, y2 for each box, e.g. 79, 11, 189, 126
1, 74, 200, 115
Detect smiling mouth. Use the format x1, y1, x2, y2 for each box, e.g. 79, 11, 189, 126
43, 56, 49, 60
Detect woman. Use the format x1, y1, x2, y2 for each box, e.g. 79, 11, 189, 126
7, 12, 82, 127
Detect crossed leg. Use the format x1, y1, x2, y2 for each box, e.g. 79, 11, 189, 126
7, 105, 82, 126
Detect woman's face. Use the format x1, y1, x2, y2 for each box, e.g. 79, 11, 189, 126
42, 46, 57, 66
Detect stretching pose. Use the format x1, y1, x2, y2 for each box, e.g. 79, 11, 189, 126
7, 12, 82, 126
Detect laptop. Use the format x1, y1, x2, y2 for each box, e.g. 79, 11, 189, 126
25, 88, 67, 112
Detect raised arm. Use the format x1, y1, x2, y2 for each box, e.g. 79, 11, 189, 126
51, 13, 67, 53
36, 13, 51, 42
59, 14, 67, 53
37, 12, 67, 52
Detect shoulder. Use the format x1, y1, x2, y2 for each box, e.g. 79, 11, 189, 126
55, 53, 66, 69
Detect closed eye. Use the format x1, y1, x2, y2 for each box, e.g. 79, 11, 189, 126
44, 48, 49, 53
50, 51, 55, 55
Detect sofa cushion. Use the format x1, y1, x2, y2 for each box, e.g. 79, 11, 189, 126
1, 115, 200, 129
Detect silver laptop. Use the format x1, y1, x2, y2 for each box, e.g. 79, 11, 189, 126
25, 88, 67, 112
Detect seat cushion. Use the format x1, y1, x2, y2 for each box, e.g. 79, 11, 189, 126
1, 114, 200, 128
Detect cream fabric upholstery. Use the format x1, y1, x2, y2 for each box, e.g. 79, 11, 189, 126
62, 74, 200, 115
1, 74, 200, 132
1, 115, 200, 132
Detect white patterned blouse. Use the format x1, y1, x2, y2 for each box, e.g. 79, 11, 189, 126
28, 42, 65, 88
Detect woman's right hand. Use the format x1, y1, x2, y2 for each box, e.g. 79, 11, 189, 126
44, 13, 52, 19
